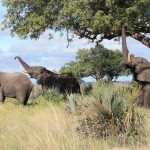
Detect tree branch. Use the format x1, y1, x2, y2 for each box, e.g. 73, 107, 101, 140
131, 33, 150, 48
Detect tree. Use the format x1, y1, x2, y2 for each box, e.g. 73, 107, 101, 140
60, 45, 128, 81
2, 0, 150, 48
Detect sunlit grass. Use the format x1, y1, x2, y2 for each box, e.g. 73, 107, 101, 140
0, 98, 112, 150
0, 83, 150, 150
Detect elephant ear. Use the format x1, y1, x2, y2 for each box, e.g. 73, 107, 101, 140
137, 69, 150, 82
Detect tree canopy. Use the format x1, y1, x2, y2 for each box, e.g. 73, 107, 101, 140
2, 0, 150, 47
60, 45, 128, 81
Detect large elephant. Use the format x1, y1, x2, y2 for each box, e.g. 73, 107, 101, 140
0, 71, 33, 105
126, 55, 150, 81
122, 25, 150, 107
14, 56, 81, 94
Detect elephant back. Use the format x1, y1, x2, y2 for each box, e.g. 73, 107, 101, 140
137, 69, 150, 82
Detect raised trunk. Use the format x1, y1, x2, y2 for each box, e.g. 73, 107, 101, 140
122, 25, 129, 64
14, 56, 31, 71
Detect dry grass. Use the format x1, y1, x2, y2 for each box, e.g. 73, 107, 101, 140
0, 89, 150, 150
0, 99, 113, 150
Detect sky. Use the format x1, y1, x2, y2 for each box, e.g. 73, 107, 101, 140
0, 3, 150, 83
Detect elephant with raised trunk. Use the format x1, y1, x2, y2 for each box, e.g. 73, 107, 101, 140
14, 56, 81, 94
122, 25, 150, 107
0, 71, 32, 105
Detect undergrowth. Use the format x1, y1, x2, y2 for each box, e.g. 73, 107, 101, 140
0, 82, 149, 150
67, 81, 148, 146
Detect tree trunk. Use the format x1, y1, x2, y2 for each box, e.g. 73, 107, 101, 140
95, 70, 102, 81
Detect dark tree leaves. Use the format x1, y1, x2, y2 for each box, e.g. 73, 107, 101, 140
2, 0, 150, 47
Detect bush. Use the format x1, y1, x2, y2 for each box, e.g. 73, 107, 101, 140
30, 84, 43, 99
76, 81, 147, 145
43, 87, 64, 103
66, 93, 83, 114
80, 82, 93, 95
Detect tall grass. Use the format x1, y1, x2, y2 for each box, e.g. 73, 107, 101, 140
0, 82, 149, 150
0, 98, 112, 150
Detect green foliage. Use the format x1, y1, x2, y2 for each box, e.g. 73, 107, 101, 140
2, 0, 150, 46
66, 94, 79, 114
43, 87, 64, 103
80, 83, 93, 95
31, 85, 64, 104
30, 84, 43, 99
76, 81, 147, 144
60, 45, 129, 81
0, 82, 149, 149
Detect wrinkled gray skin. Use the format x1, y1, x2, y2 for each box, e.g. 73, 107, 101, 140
122, 25, 150, 108
136, 83, 150, 107
14, 56, 81, 94
0, 71, 33, 105
127, 56, 150, 81
125, 56, 150, 107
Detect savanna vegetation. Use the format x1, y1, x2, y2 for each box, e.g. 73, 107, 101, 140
0, 82, 150, 150
60, 45, 129, 81
1, 0, 150, 150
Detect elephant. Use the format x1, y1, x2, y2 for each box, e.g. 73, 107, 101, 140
126, 55, 150, 81
0, 71, 33, 105
122, 25, 150, 107
125, 54, 150, 107
136, 83, 150, 107
14, 56, 81, 94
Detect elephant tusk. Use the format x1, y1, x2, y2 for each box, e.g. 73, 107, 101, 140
20, 66, 28, 73
128, 53, 131, 62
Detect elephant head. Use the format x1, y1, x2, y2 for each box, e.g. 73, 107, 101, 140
127, 54, 150, 73
121, 25, 150, 82
14, 56, 51, 79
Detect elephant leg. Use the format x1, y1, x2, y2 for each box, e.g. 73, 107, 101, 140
143, 91, 150, 108
0, 91, 5, 103
136, 84, 144, 106
0, 93, 5, 103
136, 92, 144, 106
16, 92, 30, 106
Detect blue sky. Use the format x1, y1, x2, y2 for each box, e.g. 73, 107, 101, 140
0, 3, 150, 83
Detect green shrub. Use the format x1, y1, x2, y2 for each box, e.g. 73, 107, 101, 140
80, 83, 93, 95
76, 81, 147, 145
43, 87, 64, 103
30, 84, 43, 99
66, 93, 83, 114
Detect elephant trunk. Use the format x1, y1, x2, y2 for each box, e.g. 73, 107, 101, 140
14, 56, 31, 72
122, 25, 130, 64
